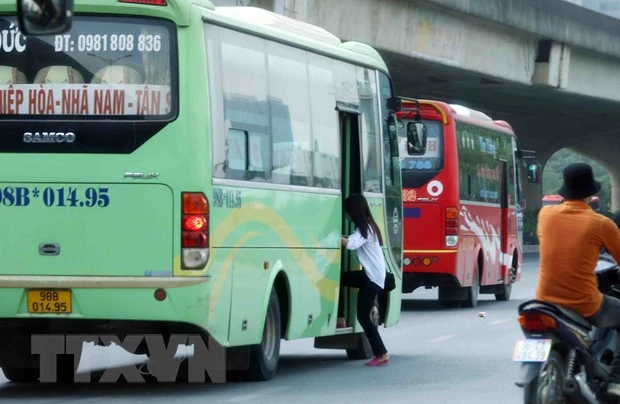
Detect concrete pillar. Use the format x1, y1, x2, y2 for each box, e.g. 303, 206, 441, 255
521, 147, 555, 213
252, 0, 275, 9
522, 180, 543, 212
563, 132, 620, 215
606, 168, 620, 213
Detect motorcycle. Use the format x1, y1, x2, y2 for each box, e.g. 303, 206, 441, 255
514, 253, 620, 403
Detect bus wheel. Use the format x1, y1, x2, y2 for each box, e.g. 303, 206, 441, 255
2, 366, 39, 383
439, 300, 460, 308
496, 263, 516, 301
463, 264, 479, 308
2, 348, 80, 383
247, 288, 281, 381
55, 351, 82, 383
346, 299, 379, 360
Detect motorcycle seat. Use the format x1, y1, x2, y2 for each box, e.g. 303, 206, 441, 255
520, 299, 591, 330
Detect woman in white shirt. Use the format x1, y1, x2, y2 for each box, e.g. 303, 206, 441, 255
336, 194, 389, 366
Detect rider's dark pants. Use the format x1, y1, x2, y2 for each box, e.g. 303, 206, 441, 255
588, 295, 620, 379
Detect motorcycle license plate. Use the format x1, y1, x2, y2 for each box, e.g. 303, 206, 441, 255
512, 339, 552, 362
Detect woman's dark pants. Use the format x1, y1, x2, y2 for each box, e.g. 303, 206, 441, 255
338, 269, 387, 357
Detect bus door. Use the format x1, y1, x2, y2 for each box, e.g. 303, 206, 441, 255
499, 160, 509, 282
337, 102, 362, 332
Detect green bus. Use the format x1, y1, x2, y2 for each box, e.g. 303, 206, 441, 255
0, 0, 404, 382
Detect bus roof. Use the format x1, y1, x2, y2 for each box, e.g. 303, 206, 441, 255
449, 104, 492, 121
0, 0, 389, 73
400, 99, 517, 136
215, 6, 341, 46
208, 6, 390, 73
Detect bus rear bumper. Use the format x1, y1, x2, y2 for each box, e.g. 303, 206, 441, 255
0, 276, 229, 364
402, 272, 460, 294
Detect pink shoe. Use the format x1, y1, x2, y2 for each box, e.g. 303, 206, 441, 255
336, 317, 347, 328
366, 356, 389, 366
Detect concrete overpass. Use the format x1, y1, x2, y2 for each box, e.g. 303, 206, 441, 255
214, 0, 620, 211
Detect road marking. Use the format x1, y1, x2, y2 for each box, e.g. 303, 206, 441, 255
227, 386, 290, 402
489, 319, 512, 326
427, 334, 456, 343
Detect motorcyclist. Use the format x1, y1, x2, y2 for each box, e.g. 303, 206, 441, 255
535, 163, 620, 397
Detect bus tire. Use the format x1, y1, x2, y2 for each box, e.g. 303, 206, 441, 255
463, 264, 479, 308
1, 347, 80, 383
247, 288, 281, 381
2, 366, 39, 383
439, 300, 460, 308
55, 352, 82, 384
495, 280, 512, 301
496, 261, 516, 301
2, 340, 82, 384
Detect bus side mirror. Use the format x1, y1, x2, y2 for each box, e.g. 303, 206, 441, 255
407, 121, 427, 155
17, 0, 73, 36
527, 163, 541, 183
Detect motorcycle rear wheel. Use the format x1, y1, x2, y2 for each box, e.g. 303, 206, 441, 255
523, 377, 539, 404
536, 349, 570, 403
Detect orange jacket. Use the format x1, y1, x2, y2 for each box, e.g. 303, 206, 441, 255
535, 201, 620, 318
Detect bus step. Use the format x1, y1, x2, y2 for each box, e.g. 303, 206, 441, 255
314, 331, 357, 350
334, 327, 353, 335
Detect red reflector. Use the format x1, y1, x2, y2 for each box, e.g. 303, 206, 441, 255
183, 215, 207, 231
183, 193, 208, 214
119, 0, 167, 5
154, 288, 167, 301
182, 231, 208, 248
518, 312, 558, 332
446, 227, 458, 235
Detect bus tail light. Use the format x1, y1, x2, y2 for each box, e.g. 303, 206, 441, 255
181, 192, 209, 269
445, 207, 459, 247
405, 255, 439, 266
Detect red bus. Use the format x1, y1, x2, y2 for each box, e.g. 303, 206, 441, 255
397, 100, 537, 307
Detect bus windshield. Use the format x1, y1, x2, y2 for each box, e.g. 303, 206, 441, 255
0, 15, 176, 120
398, 119, 443, 171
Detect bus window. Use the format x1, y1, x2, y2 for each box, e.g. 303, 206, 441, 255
398, 119, 443, 171
0, 16, 176, 153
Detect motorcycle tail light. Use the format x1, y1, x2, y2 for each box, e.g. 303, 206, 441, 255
518, 312, 558, 332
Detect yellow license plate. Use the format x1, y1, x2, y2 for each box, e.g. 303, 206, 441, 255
27, 289, 72, 314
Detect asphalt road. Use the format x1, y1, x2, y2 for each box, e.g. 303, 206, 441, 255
0, 253, 541, 403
